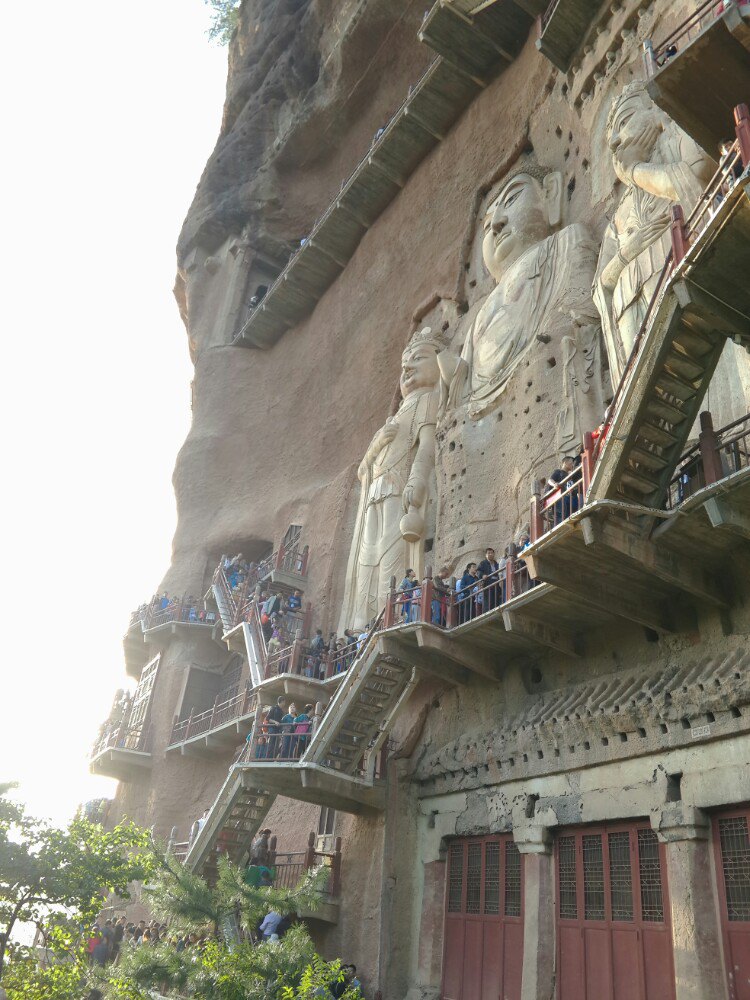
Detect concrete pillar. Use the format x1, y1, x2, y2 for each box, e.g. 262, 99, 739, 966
415, 859, 446, 992
653, 804, 727, 1000
514, 826, 556, 1000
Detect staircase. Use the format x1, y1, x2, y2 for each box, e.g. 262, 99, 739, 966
303, 623, 417, 779
212, 561, 242, 632
184, 766, 276, 876
590, 158, 750, 508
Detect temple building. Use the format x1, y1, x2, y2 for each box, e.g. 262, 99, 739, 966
93, 1, 750, 998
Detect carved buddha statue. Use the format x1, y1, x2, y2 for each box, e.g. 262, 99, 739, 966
339, 328, 444, 631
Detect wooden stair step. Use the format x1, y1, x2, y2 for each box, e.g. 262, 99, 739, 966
672, 328, 715, 358
664, 348, 706, 380
620, 468, 659, 494
645, 397, 687, 424
629, 446, 670, 471
637, 421, 679, 447
655, 372, 698, 401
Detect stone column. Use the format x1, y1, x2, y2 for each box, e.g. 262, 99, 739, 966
514, 825, 556, 1000
652, 804, 727, 1000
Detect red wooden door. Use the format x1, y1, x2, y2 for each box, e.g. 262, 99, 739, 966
713, 809, 750, 1000
442, 835, 524, 1000
555, 822, 675, 1000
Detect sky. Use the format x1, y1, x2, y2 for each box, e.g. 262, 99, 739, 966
0, 2, 229, 825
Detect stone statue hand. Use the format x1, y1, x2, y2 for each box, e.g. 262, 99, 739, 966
618, 218, 668, 263
377, 423, 399, 448
402, 480, 425, 511
612, 121, 662, 185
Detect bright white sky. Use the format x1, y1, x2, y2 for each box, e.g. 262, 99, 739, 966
0, 2, 229, 825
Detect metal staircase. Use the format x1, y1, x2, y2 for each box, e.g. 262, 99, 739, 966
590, 149, 750, 508
303, 623, 417, 779
184, 764, 276, 876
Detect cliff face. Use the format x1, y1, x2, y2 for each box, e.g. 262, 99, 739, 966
177, 0, 432, 264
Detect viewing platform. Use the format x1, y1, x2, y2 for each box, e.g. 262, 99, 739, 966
644, 0, 750, 155
167, 685, 257, 758
125, 597, 220, 677
90, 723, 152, 782
537, 0, 606, 71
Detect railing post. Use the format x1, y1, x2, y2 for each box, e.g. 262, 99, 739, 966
303, 601, 313, 638
530, 489, 543, 544
290, 638, 302, 677
447, 578, 458, 628
421, 567, 433, 624
698, 410, 723, 485
735, 104, 750, 169
184, 708, 195, 741
331, 836, 342, 896
299, 545, 309, 576
506, 545, 517, 600
582, 431, 594, 496
642, 38, 655, 77
275, 543, 285, 572
304, 831, 316, 871
209, 696, 219, 731
269, 835, 277, 867
383, 575, 397, 628
670, 204, 689, 265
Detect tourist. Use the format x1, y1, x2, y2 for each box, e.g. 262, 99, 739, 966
266, 697, 287, 756
310, 629, 326, 677
547, 456, 579, 522
398, 569, 417, 621
87, 925, 102, 966
458, 563, 478, 623
431, 566, 451, 626
259, 909, 284, 940
294, 703, 314, 756
477, 547, 500, 610
280, 702, 298, 758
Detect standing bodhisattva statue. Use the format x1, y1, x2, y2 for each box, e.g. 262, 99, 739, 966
339, 328, 444, 631
593, 81, 714, 385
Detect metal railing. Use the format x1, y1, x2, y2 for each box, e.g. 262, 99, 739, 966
644, 0, 738, 71
383, 557, 538, 631
242, 718, 314, 763
92, 721, 152, 757
666, 411, 750, 507
128, 597, 217, 633
168, 685, 256, 747
269, 832, 342, 897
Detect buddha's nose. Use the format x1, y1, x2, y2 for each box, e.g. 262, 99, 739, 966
492, 214, 507, 235
609, 132, 620, 151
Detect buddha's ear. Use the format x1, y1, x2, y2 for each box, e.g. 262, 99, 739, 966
543, 171, 563, 228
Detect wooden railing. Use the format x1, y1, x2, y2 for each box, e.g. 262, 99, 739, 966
243, 718, 314, 763
269, 832, 342, 897
666, 410, 750, 507
530, 435, 595, 543
257, 543, 310, 581
168, 684, 256, 747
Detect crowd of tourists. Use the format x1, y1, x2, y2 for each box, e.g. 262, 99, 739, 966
251, 697, 315, 760
132, 591, 217, 627
86, 917, 204, 965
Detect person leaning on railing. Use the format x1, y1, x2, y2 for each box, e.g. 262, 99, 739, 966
431, 566, 451, 626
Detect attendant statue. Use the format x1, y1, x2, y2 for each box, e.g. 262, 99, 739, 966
593, 81, 714, 385
440, 164, 603, 455
339, 328, 444, 631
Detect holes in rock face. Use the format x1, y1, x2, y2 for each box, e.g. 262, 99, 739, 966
535, 395, 542, 403
442, 321, 450, 331
618, 732, 628, 742
508, 757, 515, 767
564, 148, 570, 160
568, 131, 573, 141
583, 740, 591, 750
449, 441, 456, 452
523, 753, 529, 763
582, 158, 590, 171
547, 357, 557, 368
644, 628, 659, 644
555, 125, 563, 137
458, 538, 465, 547
601, 737, 609, 746
659, 723, 668, 734
561, 83, 568, 95
469, 279, 477, 288
568, 745, 575, 754
706, 711, 716, 723
666, 772, 683, 802
681, 718, 691, 730
465, 261, 471, 271
530, 667, 543, 685
461, 468, 466, 475
731, 706, 742, 718
497, 411, 503, 421
523, 406, 530, 415
554, 747, 561, 757
537, 750, 544, 759
526, 793, 539, 818
637, 727, 647, 738
567, 177, 576, 197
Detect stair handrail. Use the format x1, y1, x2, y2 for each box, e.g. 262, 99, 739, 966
301, 608, 386, 766
647, 0, 734, 68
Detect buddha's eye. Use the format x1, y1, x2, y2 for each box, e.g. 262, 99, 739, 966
504, 191, 520, 207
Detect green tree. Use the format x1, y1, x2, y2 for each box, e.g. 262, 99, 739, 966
0, 783, 153, 985
204, 0, 241, 45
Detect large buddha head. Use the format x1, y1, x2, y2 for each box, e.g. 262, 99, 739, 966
481, 167, 563, 282
400, 327, 444, 397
